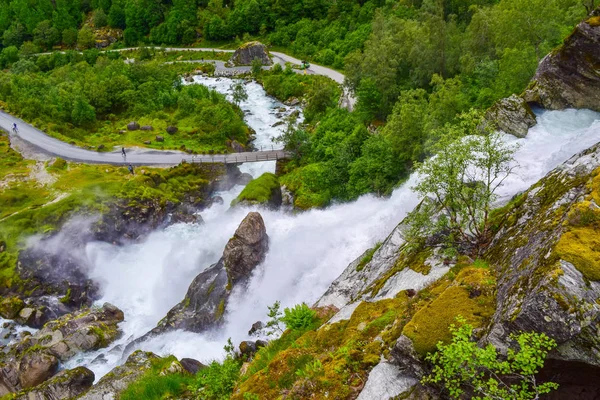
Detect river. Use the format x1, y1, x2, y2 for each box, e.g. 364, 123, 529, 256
63, 76, 600, 379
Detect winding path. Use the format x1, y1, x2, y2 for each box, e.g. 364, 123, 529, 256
1, 47, 351, 166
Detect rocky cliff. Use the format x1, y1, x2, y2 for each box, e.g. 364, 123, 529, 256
485, 6, 600, 137
524, 9, 600, 111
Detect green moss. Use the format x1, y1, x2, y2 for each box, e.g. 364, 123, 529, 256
234, 297, 409, 399
0, 296, 24, 319
59, 288, 72, 304
88, 323, 118, 348
556, 227, 600, 280
215, 299, 226, 320
402, 267, 496, 356
356, 243, 382, 272
368, 246, 433, 298
231, 173, 280, 207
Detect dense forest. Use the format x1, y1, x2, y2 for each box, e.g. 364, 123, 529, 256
0, 0, 594, 206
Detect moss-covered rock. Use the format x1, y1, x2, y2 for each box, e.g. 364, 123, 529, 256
402, 267, 496, 356
231, 172, 282, 209
11, 366, 94, 400
484, 94, 537, 138
0, 296, 25, 319
229, 41, 272, 66
485, 142, 600, 366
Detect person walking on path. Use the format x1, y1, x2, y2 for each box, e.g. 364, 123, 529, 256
121, 147, 126, 159
128, 164, 134, 175
12, 123, 18, 133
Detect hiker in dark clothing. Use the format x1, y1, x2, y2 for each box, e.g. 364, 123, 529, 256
121, 147, 126, 158
128, 164, 134, 175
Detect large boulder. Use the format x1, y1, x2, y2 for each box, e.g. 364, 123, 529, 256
523, 8, 600, 111
231, 173, 283, 210
127, 121, 140, 131
229, 41, 272, 66
0, 350, 59, 395
485, 94, 537, 138
223, 212, 270, 284
12, 367, 94, 400
485, 142, 600, 368
144, 212, 269, 336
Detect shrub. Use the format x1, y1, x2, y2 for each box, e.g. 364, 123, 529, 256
193, 357, 241, 400
281, 303, 317, 331
423, 318, 558, 400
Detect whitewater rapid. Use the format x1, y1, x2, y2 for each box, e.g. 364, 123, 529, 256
65, 80, 600, 379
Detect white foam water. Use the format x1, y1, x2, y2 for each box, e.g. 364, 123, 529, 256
65, 106, 600, 379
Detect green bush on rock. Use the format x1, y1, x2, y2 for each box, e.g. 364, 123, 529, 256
231, 173, 281, 208
423, 318, 558, 400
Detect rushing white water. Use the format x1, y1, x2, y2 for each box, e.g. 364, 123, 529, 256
64, 106, 600, 379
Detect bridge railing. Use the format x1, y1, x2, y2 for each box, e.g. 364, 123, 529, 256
181, 150, 289, 164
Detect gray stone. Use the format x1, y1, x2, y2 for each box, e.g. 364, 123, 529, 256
127, 122, 140, 131
155, 135, 164, 142
180, 358, 205, 375
484, 142, 600, 367
143, 212, 269, 336
485, 95, 537, 138
229, 41, 272, 66
13, 367, 94, 400
356, 361, 418, 400
140, 125, 153, 131
166, 126, 178, 134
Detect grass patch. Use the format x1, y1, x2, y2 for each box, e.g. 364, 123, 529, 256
121, 355, 194, 400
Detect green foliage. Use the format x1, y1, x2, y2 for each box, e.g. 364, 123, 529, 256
231, 172, 280, 207
230, 81, 248, 106
409, 111, 518, 254
265, 300, 284, 336
0, 57, 249, 152
192, 356, 241, 400
281, 303, 317, 331
251, 57, 262, 77
423, 318, 559, 400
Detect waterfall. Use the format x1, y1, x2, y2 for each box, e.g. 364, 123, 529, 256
64, 82, 600, 379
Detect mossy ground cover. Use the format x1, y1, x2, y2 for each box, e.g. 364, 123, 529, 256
233, 299, 408, 399
231, 172, 280, 207
402, 266, 497, 356
555, 169, 600, 281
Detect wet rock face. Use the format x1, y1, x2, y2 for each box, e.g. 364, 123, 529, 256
485, 142, 600, 367
523, 8, 600, 111
146, 212, 269, 336
485, 95, 537, 138
230, 41, 273, 66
